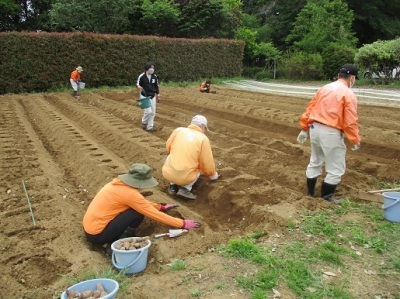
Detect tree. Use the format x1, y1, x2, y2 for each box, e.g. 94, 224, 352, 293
253, 42, 281, 78
236, 26, 258, 64
286, 0, 357, 53
0, 0, 54, 31
355, 38, 400, 84
244, 0, 306, 48
176, 0, 240, 38
49, 0, 137, 33
140, 0, 181, 36
0, 0, 20, 31
345, 0, 400, 46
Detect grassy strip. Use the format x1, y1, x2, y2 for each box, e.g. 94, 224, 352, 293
218, 200, 400, 298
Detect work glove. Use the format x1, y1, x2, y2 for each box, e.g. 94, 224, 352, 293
160, 203, 179, 212
210, 172, 220, 181
297, 130, 308, 144
182, 219, 201, 229
351, 143, 361, 151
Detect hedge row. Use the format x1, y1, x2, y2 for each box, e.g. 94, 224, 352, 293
0, 32, 245, 94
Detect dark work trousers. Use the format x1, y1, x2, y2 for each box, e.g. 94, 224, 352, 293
85, 209, 144, 244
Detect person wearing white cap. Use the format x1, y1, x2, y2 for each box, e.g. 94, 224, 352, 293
162, 115, 220, 200
70, 66, 83, 99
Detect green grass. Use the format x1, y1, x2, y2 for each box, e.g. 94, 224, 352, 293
189, 288, 201, 298
218, 200, 400, 298
167, 259, 188, 270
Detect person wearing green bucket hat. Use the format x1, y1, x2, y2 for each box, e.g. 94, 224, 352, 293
83, 163, 201, 248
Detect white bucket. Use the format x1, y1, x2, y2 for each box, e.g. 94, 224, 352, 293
79, 82, 85, 89
382, 192, 400, 222
111, 237, 151, 274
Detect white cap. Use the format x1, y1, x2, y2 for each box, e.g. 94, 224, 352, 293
76, 66, 83, 72
191, 115, 208, 130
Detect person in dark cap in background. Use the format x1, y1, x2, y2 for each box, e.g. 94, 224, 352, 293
83, 163, 201, 247
162, 115, 220, 200
200, 79, 216, 93
136, 62, 161, 132
296, 63, 361, 204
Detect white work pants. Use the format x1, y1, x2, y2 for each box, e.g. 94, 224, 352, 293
306, 122, 346, 185
70, 79, 79, 91
182, 172, 201, 191
141, 96, 156, 130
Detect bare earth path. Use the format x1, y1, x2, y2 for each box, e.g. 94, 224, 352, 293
0, 85, 399, 298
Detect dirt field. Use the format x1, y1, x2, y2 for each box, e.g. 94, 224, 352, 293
1, 85, 399, 299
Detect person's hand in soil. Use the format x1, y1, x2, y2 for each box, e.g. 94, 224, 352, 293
160, 203, 179, 212
182, 219, 201, 229
210, 172, 221, 181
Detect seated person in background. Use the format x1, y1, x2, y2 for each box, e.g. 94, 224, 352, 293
83, 163, 201, 246
200, 80, 216, 93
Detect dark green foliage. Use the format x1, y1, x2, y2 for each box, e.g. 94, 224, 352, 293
322, 43, 356, 80
0, 32, 244, 94
280, 52, 324, 80
347, 0, 400, 46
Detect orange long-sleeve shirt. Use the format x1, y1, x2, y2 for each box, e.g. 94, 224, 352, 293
200, 82, 212, 92
299, 79, 361, 145
83, 178, 184, 234
70, 70, 81, 81
162, 124, 217, 186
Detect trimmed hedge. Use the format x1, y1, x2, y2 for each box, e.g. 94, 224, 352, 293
0, 32, 244, 94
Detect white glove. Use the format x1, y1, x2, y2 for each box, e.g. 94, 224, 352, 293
210, 172, 219, 180
351, 143, 360, 151
297, 130, 308, 144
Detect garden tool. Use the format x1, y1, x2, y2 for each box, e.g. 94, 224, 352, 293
154, 229, 188, 239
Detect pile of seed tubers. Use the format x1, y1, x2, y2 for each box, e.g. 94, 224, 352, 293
114, 236, 150, 250
65, 283, 108, 299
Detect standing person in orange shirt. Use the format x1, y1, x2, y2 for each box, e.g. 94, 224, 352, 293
162, 115, 220, 200
70, 66, 83, 99
83, 163, 201, 247
297, 64, 361, 204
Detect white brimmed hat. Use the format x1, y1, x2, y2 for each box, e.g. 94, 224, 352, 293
76, 66, 83, 72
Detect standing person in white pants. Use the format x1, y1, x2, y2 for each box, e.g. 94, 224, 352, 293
297, 63, 362, 204
70, 66, 83, 99
136, 62, 160, 132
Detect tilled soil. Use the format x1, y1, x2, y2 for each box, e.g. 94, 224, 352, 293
0, 85, 399, 298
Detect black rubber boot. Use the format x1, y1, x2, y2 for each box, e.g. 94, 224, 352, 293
73, 91, 78, 97
307, 177, 318, 197
321, 182, 343, 204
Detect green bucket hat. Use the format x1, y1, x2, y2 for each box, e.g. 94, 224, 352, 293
118, 163, 158, 189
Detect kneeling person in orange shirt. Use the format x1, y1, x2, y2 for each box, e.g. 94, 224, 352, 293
83, 163, 201, 246
162, 115, 220, 200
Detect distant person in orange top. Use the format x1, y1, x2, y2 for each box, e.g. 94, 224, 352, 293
297, 63, 361, 204
162, 115, 220, 200
200, 80, 216, 93
83, 163, 201, 246
70, 66, 83, 99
